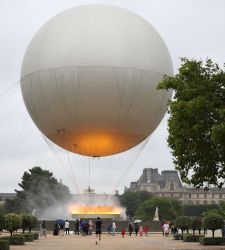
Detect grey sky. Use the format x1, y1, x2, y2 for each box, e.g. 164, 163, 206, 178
0, 0, 224, 194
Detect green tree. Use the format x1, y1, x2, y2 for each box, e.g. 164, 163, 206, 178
4, 199, 20, 214
176, 216, 191, 234
202, 201, 225, 219
135, 197, 183, 221
158, 58, 225, 188
0, 213, 5, 231
203, 214, 224, 237
29, 215, 38, 233
5, 166, 71, 214
118, 191, 153, 217
183, 204, 218, 217
20, 213, 32, 233
5, 213, 22, 236
190, 216, 202, 235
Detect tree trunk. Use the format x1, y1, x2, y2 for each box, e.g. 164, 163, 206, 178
23, 228, 25, 234
29, 227, 31, 233
181, 229, 183, 234
187, 229, 189, 234
199, 229, 201, 235
193, 229, 195, 235
212, 230, 214, 238
10, 230, 12, 237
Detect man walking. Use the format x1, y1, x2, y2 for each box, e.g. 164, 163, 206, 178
95, 217, 102, 244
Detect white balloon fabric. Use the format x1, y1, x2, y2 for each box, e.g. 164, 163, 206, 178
20, 5, 173, 157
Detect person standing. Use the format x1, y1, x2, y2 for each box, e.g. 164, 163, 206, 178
88, 220, 93, 236
139, 225, 143, 236
121, 228, 126, 238
65, 220, 70, 235
74, 219, 80, 235
128, 221, 133, 236
41, 220, 47, 238
162, 221, 170, 238
95, 217, 102, 245
134, 222, 139, 236
112, 220, 116, 236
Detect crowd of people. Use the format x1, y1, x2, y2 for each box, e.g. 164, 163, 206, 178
43, 218, 151, 240
40, 218, 225, 243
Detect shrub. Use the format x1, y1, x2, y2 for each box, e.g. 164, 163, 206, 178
20, 233, 34, 242
4, 213, 22, 236
203, 214, 224, 237
183, 235, 203, 242
175, 216, 191, 234
199, 237, 225, 245
0, 240, 9, 250
1, 236, 25, 245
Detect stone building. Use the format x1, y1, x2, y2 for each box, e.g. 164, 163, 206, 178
125, 168, 225, 205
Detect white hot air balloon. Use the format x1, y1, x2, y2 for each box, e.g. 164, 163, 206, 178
20, 5, 173, 157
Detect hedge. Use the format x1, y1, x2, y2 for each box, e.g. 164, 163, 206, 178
199, 237, 225, 245
1, 236, 25, 245
183, 235, 203, 242
0, 240, 9, 250
20, 233, 34, 242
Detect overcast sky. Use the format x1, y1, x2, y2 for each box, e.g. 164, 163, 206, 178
0, 0, 224, 194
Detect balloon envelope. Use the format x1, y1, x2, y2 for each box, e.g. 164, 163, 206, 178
20, 5, 173, 157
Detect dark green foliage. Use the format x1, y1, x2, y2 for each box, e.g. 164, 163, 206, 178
29, 215, 38, 233
199, 237, 225, 245
21, 214, 32, 233
135, 197, 183, 221
175, 216, 191, 234
3, 199, 19, 214
183, 235, 203, 242
158, 58, 225, 188
0, 240, 9, 250
0, 205, 5, 215
0, 213, 5, 231
183, 204, 218, 217
20, 214, 38, 233
20, 233, 34, 242
5, 166, 71, 214
190, 216, 202, 234
1, 236, 25, 245
203, 214, 224, 237
118, 191, 153, 217
4, 213, 22, 236
202, 201, 225, 219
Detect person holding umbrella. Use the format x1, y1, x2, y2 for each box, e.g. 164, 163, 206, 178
133, 219, 142, 236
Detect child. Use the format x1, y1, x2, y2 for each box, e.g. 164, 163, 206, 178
139, 226, 143, 236
121, 228, 126, 238
143, 225, 149, 236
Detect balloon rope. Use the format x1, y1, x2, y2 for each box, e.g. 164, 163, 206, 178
66, 152, 81, 194
112, 137, 150, 193
0, 81, 19, 98
42, 135, 80, 194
